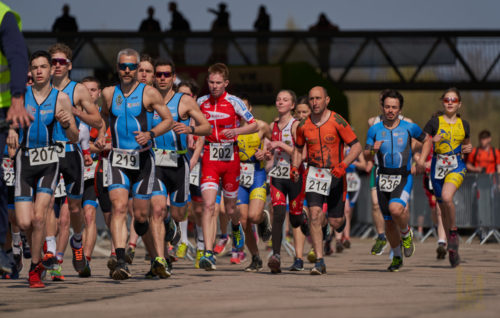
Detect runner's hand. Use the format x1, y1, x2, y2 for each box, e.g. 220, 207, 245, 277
331, 162, 347, 178
290, 166, 300, 182
84, 154, 93, 166
254, 148, 266, 161
173, 122, 190, 134
462, 143, 472, 154
432, 135, 442, 143
221, 129, 236, 139
134, 131, 150, 146
6, 96, 33, 129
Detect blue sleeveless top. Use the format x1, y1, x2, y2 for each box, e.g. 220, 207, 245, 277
153, 93, 189, 152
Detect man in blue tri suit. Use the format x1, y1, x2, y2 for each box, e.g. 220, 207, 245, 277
98, 48, 173, 280
7, 50, 79, 287
48, 43, 102, 275
364, 89, 427, 272
145, 58, 211, 278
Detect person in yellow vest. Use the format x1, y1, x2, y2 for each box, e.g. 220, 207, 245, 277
0, 1, 31, 275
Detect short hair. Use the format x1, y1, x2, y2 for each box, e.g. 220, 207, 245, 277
440, 87, 461, 102
154, 58, 176, 74
30, 50, 51, 66
208, 63, 229, 80
116, 48, 140, 64
479, 130, 491, 140
380, 89, 404, 109
297, 96, 309, 105
48, 43, 73, 61
278, 89, 297, 105
178, 78, 199, 97
139, 54, 154, 66
81, 76, 101, 89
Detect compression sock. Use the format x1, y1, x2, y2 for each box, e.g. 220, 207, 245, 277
12, 232, 21, 254
392, 244, 402, 258
400, 226, 411, 238
180, 220, 188, 243
196, 225, 205, 250
45, 236, 57, 254
72, 232, 83, 248
271, 205, 287, 256
116, 248, 125, 262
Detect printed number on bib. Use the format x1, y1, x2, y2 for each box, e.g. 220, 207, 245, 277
55, 174, 66, 198
209, 143, 233, 161
240, 163, 255, 188
306, 166, 332, 196
55, 141, 66, 158
378, 174, 402, 192
189, 162, 200, 186
84, 161, 98, 181
2, 158, 14, 186
28, 146, 58, 166
154, 149, 178, 167
112, 150, 139, 170
346, 172, 361, 192
269, 160, 290, 179
435, 154, 458, 180
102, 158, 110, 187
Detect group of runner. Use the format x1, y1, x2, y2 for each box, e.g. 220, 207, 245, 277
0, 44, 471, 287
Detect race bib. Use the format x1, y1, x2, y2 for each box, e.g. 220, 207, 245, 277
240, 163, 255, 188
55, 174, 66, 198
434, 154, 458, 180
209, 143, 233, 161
154, 149, 178, 167
112, 149, 139, 170
2, 158, 14, 186
346, 172, 361, 192
55, 141, 66, 158
84, 161, 98, 181
378, 174, 402, 192
189, 162, 200, 186
28, 146, 58, 166
102, 158, 110, 187
306, 166, 332, 196
269, 159, 290, 179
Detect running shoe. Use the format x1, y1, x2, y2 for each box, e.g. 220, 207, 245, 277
112, 260, 131, 280
49, 264, 65, 281
324, 241, 333, 255
448, 231, 460, 268
401, 229, 415, 258
371, 237, 387, 255
107, 255, 117, 272
199, 252, 216, 271
268, 254, 281, 274
266, 239, 272, 251
310, 258, 326, 275
14, 254, 23, 274
230, 249, 240, 265
0, 248, 13, 274
176, 242, 188, 259
436, 244, 447, 260
124, 246, 135, 264
152, 257, 171, 278
289, 257, 304, 271
194, 249, 204, 269
29, 263, 45, 288
41, 252, 59, 271
164, 217, 178, 243
238, 251, 246, 263
387, 256, 403, 272
232, 224, 245, 250
300, 210, 310, 236
335, 241, 344, 254
213, 236, 230, 255
307, 248, 317, 263
79, 263, 91, 278
342, 238, 351, 249
21, 233, 31, 259
145, 268, 156, 279
244, 255, 263, 272
257, 210, 272, 242
70, 237, 87, 273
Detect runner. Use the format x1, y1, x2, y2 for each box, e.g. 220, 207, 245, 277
236, 95, 272, 272
99, 48, 173, 280
266, 89, 308, 273
197, 63, 258, 271
292, 86, 361, 275
147, 59, 210, 278
365, 89, 427, 272
417, 88, 472, 268
48, 43, 102, 275
8, 50, 79, 287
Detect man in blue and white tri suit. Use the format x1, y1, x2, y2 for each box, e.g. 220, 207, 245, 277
365, 89, 427, 272
99, 48, 173, 280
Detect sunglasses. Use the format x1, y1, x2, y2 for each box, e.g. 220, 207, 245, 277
118, 63, 139, 71
155, 71, 173, 78
443, 97, 459, 104
51, 58, 71, 66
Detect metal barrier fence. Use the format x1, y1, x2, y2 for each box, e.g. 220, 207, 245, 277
353, 173, 500, 244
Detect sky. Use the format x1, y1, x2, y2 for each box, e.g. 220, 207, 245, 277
5, 0, 500, 32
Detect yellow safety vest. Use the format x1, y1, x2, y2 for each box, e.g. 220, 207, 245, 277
0, 2, 22, 109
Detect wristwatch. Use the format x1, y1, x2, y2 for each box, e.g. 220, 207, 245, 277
149, 131, 156, 139
190, 126, 195, 134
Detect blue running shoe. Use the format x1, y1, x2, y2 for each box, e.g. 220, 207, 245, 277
232, 223, 245, 250
199, 251, 216, 271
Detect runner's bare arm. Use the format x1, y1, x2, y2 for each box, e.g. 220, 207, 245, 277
55, 92, 79, 143
179, 95, 211, 136
73, 83, 103, 128
145, 86, 173, 137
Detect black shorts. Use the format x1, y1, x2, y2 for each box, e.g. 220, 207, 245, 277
14, 150, 59, 202
152, 155, 189, 207
376, 173, 413, 220
108, 150, 155, 200
58, 149, 84, 200
7, 186, 14, 209
82, 179, 97, 208
305, 175, 345, 219
95, 159, 111, 213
